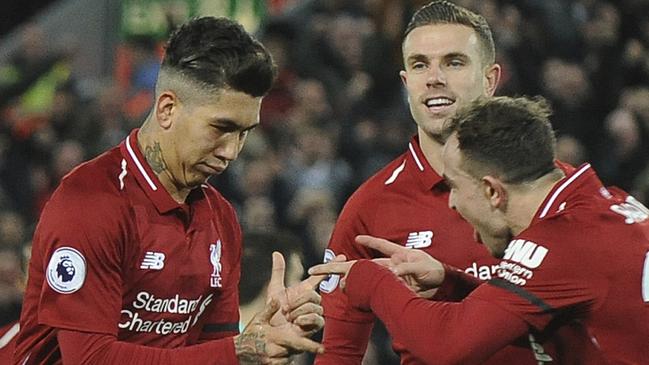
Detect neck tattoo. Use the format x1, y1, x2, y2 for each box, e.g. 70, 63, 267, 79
144, 142, 168, 174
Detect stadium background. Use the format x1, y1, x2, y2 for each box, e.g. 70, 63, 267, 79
1, 0, 648, 363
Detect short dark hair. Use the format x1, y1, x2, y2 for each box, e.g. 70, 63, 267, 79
447, 96, 557, 184
159, 16, 276, 98
404, 0, 496, 65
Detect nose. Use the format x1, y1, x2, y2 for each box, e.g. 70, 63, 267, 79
216, 133, 243, 162
427, 64, 446, 88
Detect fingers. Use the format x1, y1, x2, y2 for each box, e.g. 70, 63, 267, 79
300, 273, 327, 290
272, 330, 324, 354
307, 261, 352, 276
355, 235, 406, 256
291, 312, 325, 335
268, 251, 286, 293
285, 302, 323, 322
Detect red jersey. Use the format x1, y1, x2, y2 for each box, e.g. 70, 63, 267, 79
15, 130, 242, 364
342, 163, 649, 364
317, 137, 535, 364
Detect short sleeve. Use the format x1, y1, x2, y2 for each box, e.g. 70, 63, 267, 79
34, 182, 129, 335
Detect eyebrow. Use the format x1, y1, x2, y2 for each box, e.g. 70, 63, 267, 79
406, 52, 471, 64
444, 52, 470, 61
405, 54, 428, 64
210, 118, 259, 131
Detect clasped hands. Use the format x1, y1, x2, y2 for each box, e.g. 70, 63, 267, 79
309, 235, 446, 299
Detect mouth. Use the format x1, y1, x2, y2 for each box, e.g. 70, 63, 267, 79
199, 162, 227, 175
423, 96, 456, 114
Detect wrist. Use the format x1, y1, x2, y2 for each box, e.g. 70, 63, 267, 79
233, 329, 265, 364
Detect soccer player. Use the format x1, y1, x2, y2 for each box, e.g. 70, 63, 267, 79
15, 17, 325, 365
315, 1, 533, 363
310, 96, 649, 364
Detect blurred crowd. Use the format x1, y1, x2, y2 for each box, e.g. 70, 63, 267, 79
1, 0, 648, 363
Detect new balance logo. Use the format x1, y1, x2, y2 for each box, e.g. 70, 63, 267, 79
140, 251, 166, 270
405, 231, 433, 248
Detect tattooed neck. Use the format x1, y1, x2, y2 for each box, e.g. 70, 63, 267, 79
143, 142, 168, 174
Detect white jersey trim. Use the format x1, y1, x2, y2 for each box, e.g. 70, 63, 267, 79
385, 160, 406, 185
538, 164, 590, 219
408, 142, 424, 171
0, 322, 19, 349
126, 135, 158, 191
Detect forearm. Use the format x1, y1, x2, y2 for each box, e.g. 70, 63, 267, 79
314, 316, 373, 365
58, 330, 238, 365
346, 261, 528, 364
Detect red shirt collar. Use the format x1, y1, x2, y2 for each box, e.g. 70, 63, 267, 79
533, 162, 595, 222
119, 129, 183, 214
407, 135, 445, 190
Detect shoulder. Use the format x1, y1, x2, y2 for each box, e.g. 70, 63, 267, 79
42, 148, 128, 225
341, 153, 409, 216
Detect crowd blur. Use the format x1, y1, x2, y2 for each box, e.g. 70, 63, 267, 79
1, 0, 648, 363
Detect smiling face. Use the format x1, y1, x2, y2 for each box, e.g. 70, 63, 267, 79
164, 89, 262, 189
442, 133, 512, 257
400, 23, 499, 139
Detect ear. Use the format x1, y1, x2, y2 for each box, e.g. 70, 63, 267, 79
155, 91, 178, 130
399, 69, 408, 87
484, 63, 501, 97
482, 175, 507, 210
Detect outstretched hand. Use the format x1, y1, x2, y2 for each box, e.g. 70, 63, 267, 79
356, 235, 445, 297
267, 252, 326, 336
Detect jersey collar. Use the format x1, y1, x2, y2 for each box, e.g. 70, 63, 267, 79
119, 129, 183, 214
533, 162, 597, 222
406, 135, 444, 190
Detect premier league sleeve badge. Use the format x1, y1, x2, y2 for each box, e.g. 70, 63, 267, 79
46, 247, 87, 294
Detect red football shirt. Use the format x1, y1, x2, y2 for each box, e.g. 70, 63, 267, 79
343, 163, 649, 364
15, 130, 242, 364
317, 137, 535, 364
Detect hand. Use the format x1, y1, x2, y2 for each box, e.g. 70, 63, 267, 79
356, 235, 445, 296
307, 257, 356, 291
234, 298, 324, 365
267, 252, 325, 336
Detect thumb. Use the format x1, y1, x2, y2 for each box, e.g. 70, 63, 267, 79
268, 251, 286, 293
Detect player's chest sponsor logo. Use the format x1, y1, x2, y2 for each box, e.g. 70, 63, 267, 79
120, 291, 213, 335
209, 240, 223, 288
405, 230, 433, 248
498, 239, 549, 286
140, 251, 166, 270
46, 247, 87, 294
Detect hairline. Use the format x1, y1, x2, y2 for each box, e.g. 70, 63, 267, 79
402, 22, 495, 67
